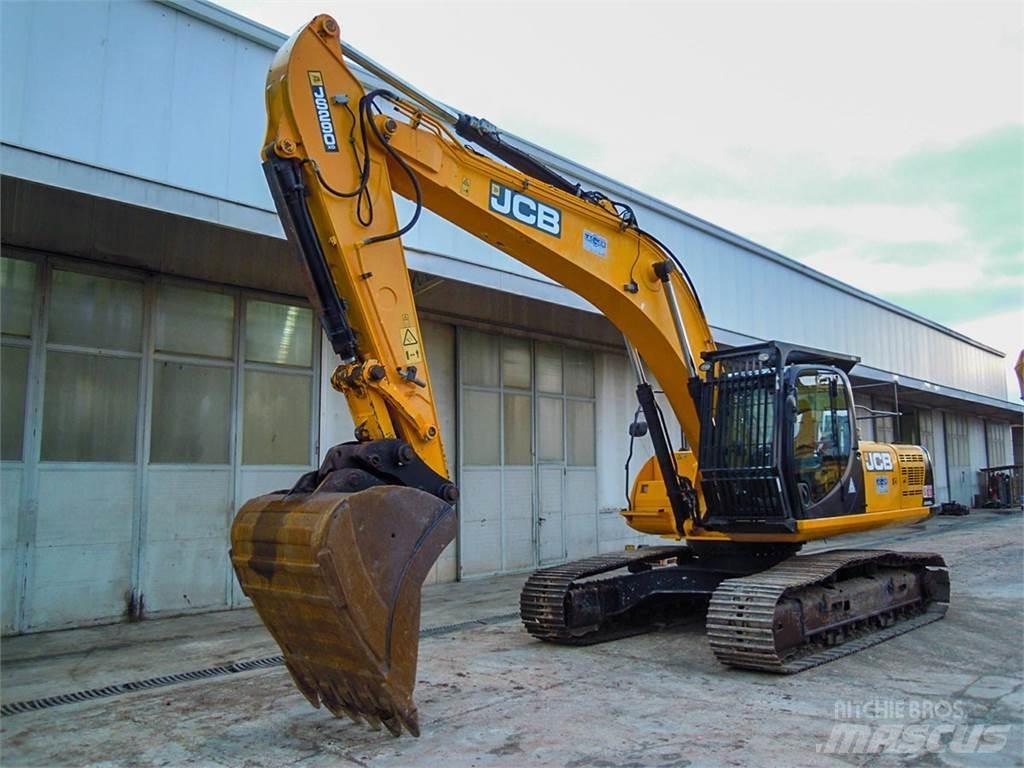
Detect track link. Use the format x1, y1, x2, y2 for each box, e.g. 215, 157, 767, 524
706, 549, 949, 673
520, 546, 687, 643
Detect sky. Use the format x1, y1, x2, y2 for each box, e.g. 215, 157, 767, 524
221, 0, 1023, 400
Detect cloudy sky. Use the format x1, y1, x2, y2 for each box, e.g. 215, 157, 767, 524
222, 0, 1023, 399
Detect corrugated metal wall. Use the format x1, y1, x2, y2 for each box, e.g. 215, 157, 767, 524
0, 0, 1010, 401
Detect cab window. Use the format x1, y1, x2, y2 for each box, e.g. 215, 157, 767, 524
792, 371, 851, 505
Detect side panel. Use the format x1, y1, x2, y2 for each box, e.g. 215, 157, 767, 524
565, 468, 598, 560
1, 465, 22, 633
457, 469, 502, 577
29, 467, 135, 629
502, 468, 535, 571
859, 444, 901, 513
142, 467, 232, 613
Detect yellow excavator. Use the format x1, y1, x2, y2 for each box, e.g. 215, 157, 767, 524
230, 14, 950, 737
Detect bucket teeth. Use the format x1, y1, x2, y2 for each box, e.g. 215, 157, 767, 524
231, 485, 457, 736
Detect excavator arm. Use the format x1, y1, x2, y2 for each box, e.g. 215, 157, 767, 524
232, 13, 714, 736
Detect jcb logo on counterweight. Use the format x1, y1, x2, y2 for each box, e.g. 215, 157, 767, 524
488, 182, 561, 237
864, 451, 894, 472
307, 71, 338, 152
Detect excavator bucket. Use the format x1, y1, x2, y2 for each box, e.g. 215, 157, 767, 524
230, 485, 456, 736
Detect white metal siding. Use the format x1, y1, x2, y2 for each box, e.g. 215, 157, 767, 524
0, 0, 1010, 401
457, 469, 503, 577
502, 468, 535, 570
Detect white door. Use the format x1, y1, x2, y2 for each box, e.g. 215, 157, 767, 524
537, 465, 565, 564
536, 389, 566, 564
946, 414, 973, 506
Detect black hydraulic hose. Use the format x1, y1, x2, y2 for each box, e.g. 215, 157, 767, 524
454, 113, 582, 198
624, 406, 643, 508
360, 90, 424, 246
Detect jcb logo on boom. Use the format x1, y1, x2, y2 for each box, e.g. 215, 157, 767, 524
307, 71, 338, 153
488, 182, 561, 237
864, 451, 894, 472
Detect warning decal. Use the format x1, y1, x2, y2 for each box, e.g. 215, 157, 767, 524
401, 326, 422, 363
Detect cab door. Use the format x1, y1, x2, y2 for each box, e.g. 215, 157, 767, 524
785, 368, 864, 519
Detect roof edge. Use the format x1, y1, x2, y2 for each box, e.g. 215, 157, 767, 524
158, 0, 287, 48
159, 0, 1003, 359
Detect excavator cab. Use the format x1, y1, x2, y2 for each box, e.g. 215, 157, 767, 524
695, 341, 864, 532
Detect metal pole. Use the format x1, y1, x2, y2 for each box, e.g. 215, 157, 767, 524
624, 336, 648, 384
893, 381, 901, 442
653, 261, 697, 377
342, 42, 461, 126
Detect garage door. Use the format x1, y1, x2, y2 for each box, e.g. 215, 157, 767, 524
0, 253, 318, 633
458, 329, 597, 577
945, 413, 972, 506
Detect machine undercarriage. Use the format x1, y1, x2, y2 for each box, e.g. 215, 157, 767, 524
522, 545, 949, 671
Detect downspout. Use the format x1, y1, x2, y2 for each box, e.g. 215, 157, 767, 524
942, 411, 952, 504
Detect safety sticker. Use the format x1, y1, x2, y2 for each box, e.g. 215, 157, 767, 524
401, 326, 422, 363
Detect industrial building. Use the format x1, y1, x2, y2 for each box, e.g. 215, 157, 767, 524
1, 0, 1019, 637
